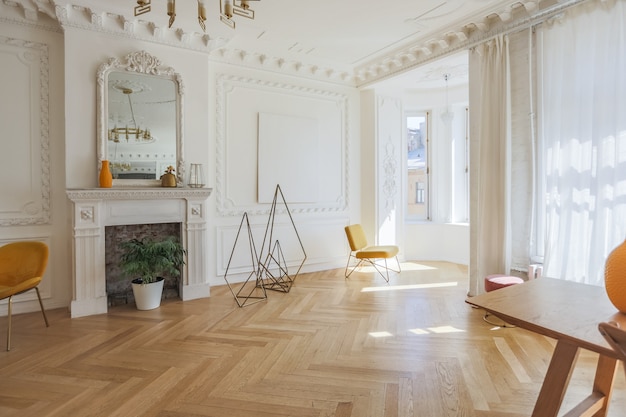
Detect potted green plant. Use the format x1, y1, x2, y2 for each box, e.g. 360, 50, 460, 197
119, 236, 186, 310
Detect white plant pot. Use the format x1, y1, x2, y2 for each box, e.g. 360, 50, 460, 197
131, 278, 164, 310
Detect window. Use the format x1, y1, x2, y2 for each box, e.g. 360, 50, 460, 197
406, 112, 430, 221
415, 182, 425, 204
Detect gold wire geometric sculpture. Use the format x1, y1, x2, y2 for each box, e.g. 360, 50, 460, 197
257, 184, 307, 293
223, 212, 267, 307
223, 184, 307, 307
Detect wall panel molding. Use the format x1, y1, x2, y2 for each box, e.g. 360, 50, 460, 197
0, 36, 50, 226
215, 73, 350, 217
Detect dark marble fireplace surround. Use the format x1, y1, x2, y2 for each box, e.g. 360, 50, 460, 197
105, 222, 181, 306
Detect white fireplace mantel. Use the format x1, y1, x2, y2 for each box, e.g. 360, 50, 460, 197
67, 187, 212, 318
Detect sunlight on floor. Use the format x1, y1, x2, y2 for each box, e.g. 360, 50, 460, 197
409, 328, 430, 335
427, 325, 465, 334
399, 262, 439, 271
361, 281, 458, 293
409, 326, 466, 335
370, 326, 466, 338
369, 331, 393, 338
352, 262, 437, 274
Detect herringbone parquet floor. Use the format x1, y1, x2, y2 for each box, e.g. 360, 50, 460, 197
0, 261, 624, 416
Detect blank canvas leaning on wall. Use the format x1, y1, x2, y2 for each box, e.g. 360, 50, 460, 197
258, 112, 319, 204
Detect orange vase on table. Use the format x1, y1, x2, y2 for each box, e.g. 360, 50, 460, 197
99, 160, 113, 188
605, 238, 626, 313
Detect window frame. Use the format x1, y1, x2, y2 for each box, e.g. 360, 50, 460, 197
404, 110, 431, 222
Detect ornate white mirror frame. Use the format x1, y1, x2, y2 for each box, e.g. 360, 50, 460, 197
97, 50, 185, 186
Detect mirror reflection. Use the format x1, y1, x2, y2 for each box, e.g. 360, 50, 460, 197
107, 72, 176, 180
97, 50, 184, 187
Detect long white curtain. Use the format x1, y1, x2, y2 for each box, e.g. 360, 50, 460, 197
539, 0, 626, 285
468, 35, 512, 296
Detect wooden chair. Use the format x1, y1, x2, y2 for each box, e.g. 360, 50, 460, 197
598, 321, 626, 379
0, 241, 49, 351
344, 224, 400, 282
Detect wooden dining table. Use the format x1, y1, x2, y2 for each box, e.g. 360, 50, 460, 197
466, 277, 626, 417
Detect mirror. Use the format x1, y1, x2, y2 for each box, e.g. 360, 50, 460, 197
97, 50, 184, 186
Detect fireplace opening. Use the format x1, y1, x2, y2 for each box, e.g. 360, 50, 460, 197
105, 222, 182, 307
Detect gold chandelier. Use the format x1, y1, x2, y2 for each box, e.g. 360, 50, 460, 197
108, 88, 153, 143
134, 0, 260, 32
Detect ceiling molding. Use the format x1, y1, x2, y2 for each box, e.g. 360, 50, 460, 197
208, 48, 355, 85
53, 3, 227, 51
353, 0, 591, 88
1, 0, 595, 88
0, 0, 61, 32
1, 1, 357, 86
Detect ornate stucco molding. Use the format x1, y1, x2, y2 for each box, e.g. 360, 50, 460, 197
2, 0, 594, 88
66, 187, 212, 201
0, 35, 50, 226
95, 50, 186, 185
215, 73, 349, 217
53, 3, 226, 53
0, 0, 61, 32
353, 0, 591, 87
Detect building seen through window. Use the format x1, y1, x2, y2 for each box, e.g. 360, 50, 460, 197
406, 113, 429, 220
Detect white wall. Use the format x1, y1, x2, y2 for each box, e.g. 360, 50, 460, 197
358, 90, 376, 242
208, 61, 361, 285
6, 4, 531, 316
0, 19, 71, 315
366, 83, 470, 265
0, 7, 363, 317
63, 32, 361, 289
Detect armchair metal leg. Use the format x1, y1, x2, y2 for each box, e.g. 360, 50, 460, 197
345, 253, 363, 278
35, 287, 49, 327
369, 259, 390, 282
369, 256, 401, 283
345, 255, 401, 283
5, 288, 49, 351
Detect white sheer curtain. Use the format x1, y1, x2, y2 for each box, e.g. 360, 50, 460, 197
468, 35, 512, 296
539, 0, 626, 285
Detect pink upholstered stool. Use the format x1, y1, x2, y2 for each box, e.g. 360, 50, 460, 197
484, 274, 524, 292
483, 274, 524, 327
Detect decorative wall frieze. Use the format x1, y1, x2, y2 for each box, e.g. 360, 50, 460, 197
52, 3, 226, 53
383, 140, 398, 213
66, 187, 212, 202
0, 35, 50, 226
0, 0, 61, 32
209, 48, 355, 86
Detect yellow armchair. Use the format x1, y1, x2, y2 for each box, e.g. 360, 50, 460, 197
344, 224, 400, 282
0, 241, 49, 351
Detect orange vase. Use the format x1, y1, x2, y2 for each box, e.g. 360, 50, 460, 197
605, 238, 626, 313
99, 160, 113, 188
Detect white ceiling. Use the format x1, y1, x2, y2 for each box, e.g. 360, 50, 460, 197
62, 0, 522, 69
13, 0, 572, 87
216, 0, 511, 67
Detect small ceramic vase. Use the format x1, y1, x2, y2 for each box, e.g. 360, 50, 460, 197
99, 160, 113, 188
